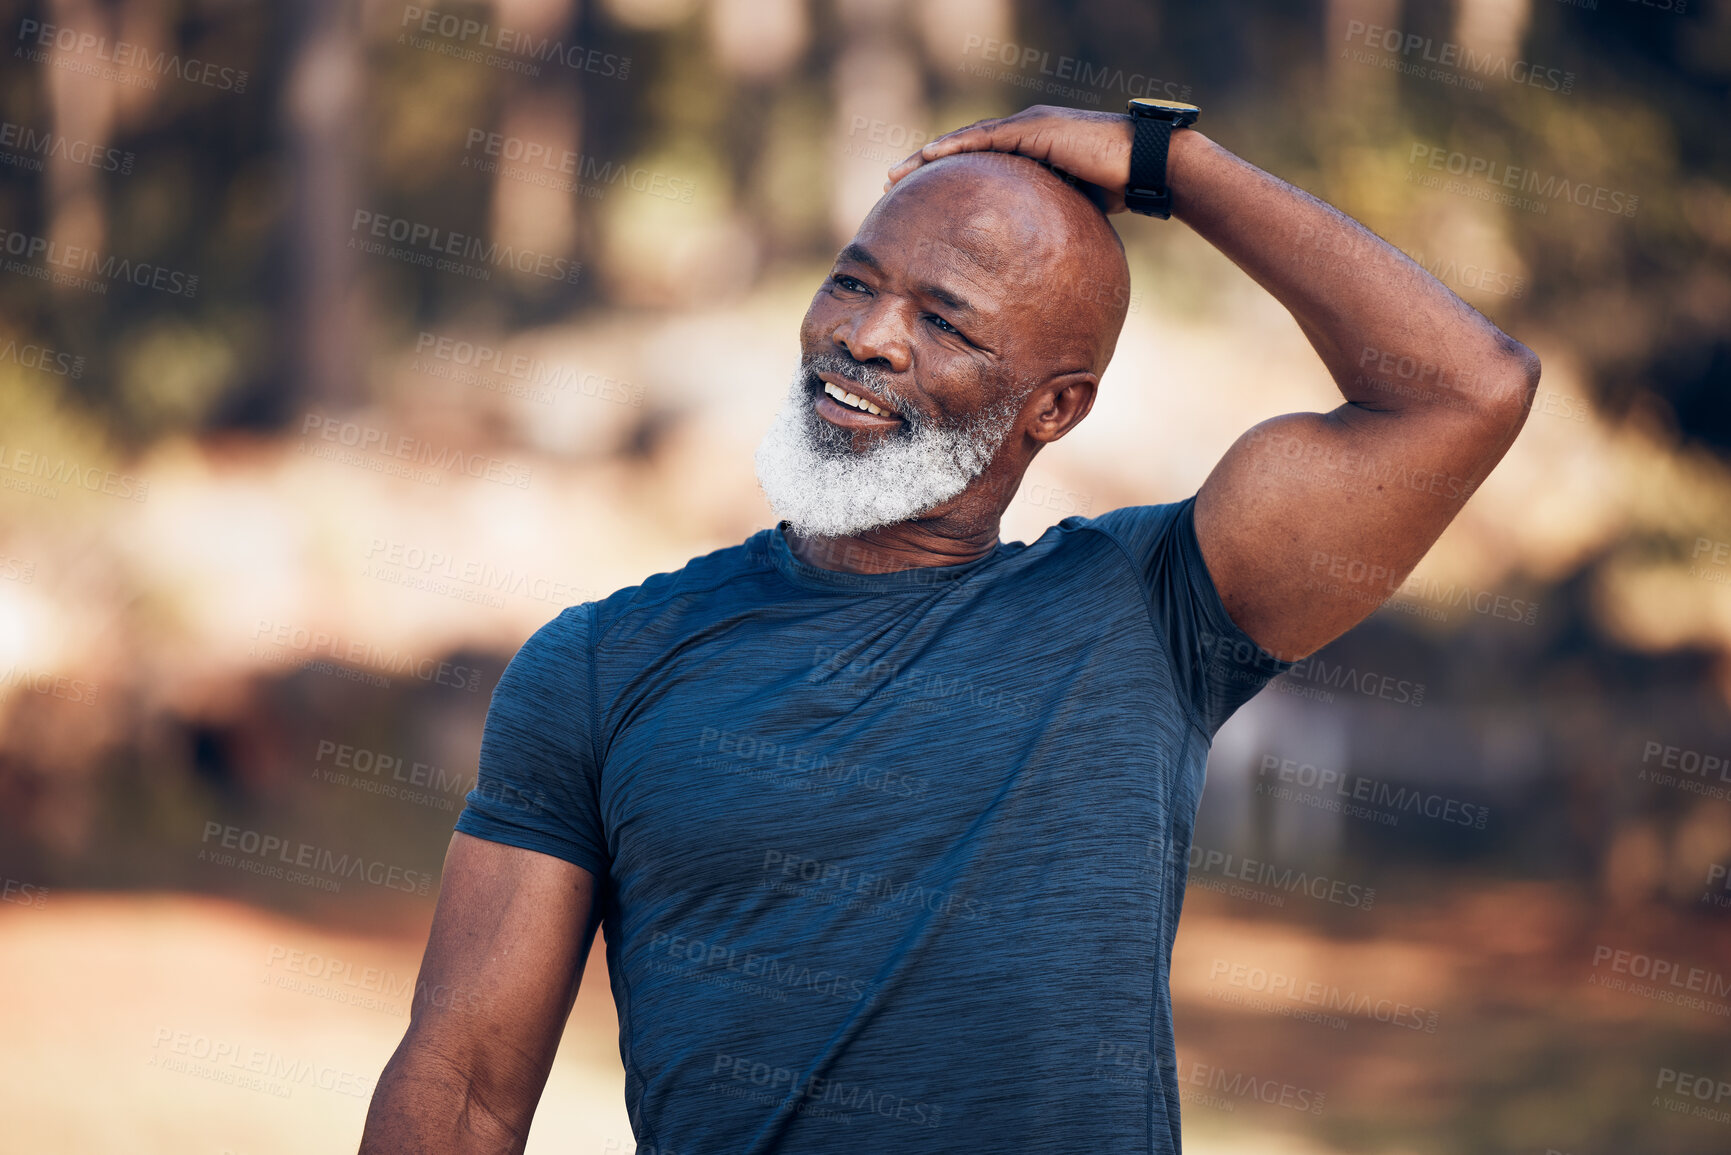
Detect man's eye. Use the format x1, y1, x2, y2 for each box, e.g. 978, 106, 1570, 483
927, 314, 958, 334
833, 275, 867, 292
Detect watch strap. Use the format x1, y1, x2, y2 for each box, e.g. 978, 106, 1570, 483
1125, 103, 1197, 218
1127, 116, 1176, 217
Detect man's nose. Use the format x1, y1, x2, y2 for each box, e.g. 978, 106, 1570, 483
832, 300, 912, 373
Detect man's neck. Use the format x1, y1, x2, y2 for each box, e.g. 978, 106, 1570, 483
785, 518, 1001, 575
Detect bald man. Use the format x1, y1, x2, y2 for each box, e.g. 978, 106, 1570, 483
361, 106, 1539, 1153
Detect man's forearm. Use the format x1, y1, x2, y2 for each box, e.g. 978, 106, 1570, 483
1167, 129, 1539, 417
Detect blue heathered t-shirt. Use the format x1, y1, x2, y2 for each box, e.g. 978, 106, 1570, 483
454, 496, 1292, 1154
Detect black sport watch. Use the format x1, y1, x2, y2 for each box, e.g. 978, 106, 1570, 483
1125, 98, 1200, 219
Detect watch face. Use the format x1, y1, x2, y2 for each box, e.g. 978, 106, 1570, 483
1129, 97, 1200, 116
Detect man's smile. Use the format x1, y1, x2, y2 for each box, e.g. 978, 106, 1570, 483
813, 370, 905, 431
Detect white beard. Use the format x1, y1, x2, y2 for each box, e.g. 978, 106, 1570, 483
754, 355, 1022, 539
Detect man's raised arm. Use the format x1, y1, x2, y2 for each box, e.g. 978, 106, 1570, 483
888, 107, 1540, 659
359, 832, 601, 1154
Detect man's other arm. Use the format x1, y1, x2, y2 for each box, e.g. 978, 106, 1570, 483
1168, 129, 1539, 659
359, 832, 601, 1154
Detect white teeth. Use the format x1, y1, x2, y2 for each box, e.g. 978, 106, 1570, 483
822, 380, 890, 417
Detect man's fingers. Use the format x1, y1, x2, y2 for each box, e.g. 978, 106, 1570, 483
885, 126, 990, 185
885, 119, 1044, 188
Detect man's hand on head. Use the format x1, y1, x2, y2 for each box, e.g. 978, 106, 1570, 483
885, 106, 1143, 213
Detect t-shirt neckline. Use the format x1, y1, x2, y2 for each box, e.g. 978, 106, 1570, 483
764, 521, 1003, 592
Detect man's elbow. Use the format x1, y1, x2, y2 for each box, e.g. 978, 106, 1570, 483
1486, 333, 1541, 419
362, 1031, 535, 1153
1448, 333, 1540, 433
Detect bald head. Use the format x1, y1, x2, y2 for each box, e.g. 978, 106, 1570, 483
867, 150, 1132, 376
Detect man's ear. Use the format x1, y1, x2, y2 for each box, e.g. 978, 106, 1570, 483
1026, 371, 1099, 443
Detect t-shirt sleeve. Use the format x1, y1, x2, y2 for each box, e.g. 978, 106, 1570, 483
454, 603, 609, 878
1086, 495, 1295, 737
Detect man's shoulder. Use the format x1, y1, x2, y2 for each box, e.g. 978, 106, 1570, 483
556, 528, 780, 639
1045, 497, 1196, 560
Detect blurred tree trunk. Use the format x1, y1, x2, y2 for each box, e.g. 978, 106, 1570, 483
44, 0, 115, 289
282, 0, 363, 410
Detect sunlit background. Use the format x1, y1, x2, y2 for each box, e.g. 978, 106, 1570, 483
2, 0, 1729, 1151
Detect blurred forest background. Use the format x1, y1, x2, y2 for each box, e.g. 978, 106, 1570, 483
1, 0, 1730, 1151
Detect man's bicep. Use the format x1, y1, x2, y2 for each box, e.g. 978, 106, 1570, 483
408, 832, 601, 1086
1194, 405, 1496, 660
